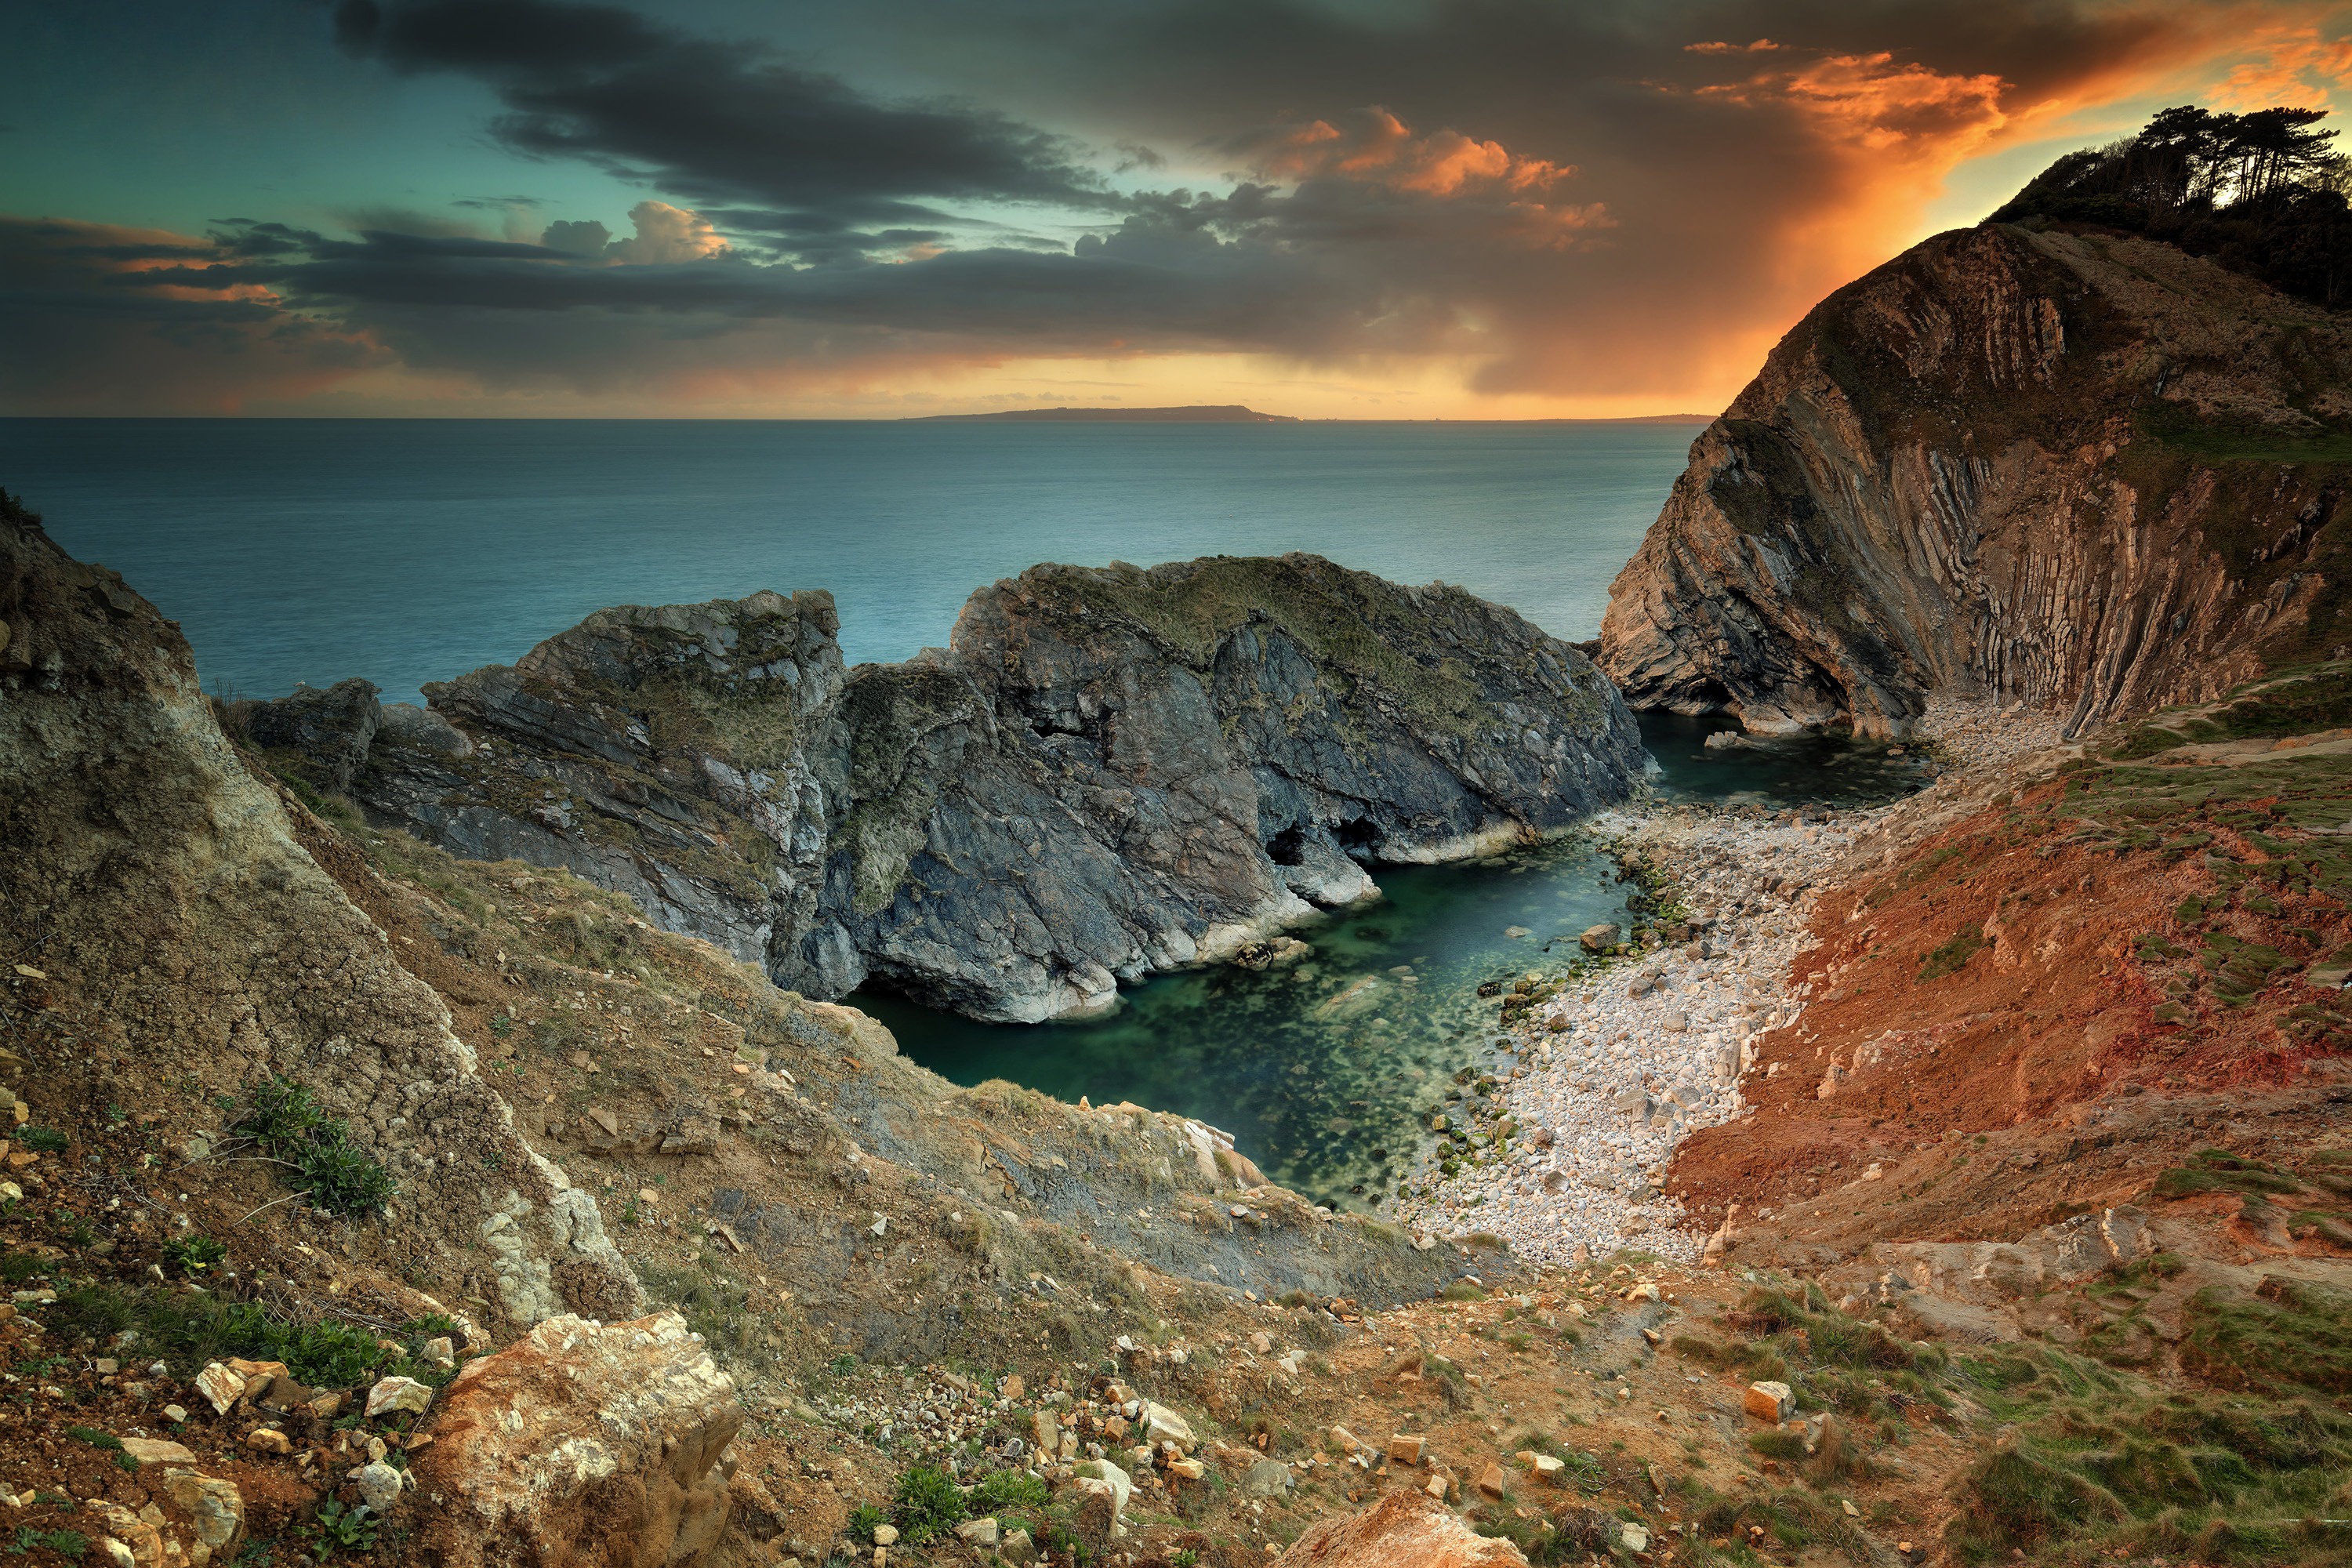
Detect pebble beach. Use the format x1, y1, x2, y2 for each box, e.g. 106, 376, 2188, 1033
1394, 697, 2069, 1265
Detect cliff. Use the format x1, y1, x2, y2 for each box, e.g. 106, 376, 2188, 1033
296, 554, 1645, 1022
1599, 222, 2352, 737
0, 495, 641, 1332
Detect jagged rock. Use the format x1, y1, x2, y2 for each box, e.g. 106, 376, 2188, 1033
1140, 1401, 1194, 1446
1878, 1204, 2158, 1333
193, 1364, 245, 1417
1075, 1457, 1132, 1526
365, 1376, 433, 1418
1602, 223, 2352, 738
354, 1461, 405, 1514
1274, 1490, 1527, 1567
162, 1469, 244, 1556
410, 1312, 741, 1568
350, 555, 1644, 1021
1744, 1381, 1795, 1422
243, 678, 382, 791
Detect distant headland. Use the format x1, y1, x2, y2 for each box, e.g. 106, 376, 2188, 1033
908, 405, 1299, 423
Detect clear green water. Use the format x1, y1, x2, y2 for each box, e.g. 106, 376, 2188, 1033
868, 713, 1934, 1210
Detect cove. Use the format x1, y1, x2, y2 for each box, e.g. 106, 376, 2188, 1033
866, 713, 1936, 1209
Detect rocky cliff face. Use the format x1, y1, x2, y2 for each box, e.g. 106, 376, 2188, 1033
313, 554, 1642, 1021
1600, 223, 2352, 737
0, 498, 638, 1332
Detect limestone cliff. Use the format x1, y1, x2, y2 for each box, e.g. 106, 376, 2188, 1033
311, 554, 1643, 1021
1599, 223, 2352, 737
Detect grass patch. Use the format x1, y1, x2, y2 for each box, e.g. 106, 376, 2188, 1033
968, 1469, 1049, 1515
1918, 926, 1990, 982
1945, 1340, 2352, 1563
890, 1465, 965, 1546
2151, 1149, 2307, 1200
45, 1282, 395, 1388
2180, 1275, 2352, 1397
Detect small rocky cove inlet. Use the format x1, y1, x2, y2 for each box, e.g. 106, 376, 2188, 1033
871, 710, 1940, 1221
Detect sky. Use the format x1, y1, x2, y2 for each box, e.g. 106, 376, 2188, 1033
8, 0, 2352, 419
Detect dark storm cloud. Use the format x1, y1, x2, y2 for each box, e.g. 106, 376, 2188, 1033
332, 0, 1122, 234
0, 218, 384, 414
9, 0, 2323, 412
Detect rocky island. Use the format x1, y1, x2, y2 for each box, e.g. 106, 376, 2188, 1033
909, 406, 1301, 423
256, 556, 1646, 1022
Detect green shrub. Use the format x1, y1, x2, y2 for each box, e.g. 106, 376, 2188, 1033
16, 1128, 67, 1154
970, 1469, 1049, 1514
230, 1076, 395, 1218
844, 1504, 887, 1544
7, 1528, 87, 1558
162, 1235, 227, 1275
299, 1500, 377, 1561
890, 1465, 965, 1545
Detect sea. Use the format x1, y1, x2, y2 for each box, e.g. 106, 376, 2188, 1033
0, 417, 1703, 707
0, 416, 1918, 1209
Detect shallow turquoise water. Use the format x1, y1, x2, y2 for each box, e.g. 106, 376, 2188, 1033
870, 715, 1933, 1209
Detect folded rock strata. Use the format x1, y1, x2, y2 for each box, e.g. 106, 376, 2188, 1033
1601, 223, 2352, 737
275, 554, 1642, 1021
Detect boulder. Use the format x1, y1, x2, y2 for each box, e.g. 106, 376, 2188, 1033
1579, 924, 1621, 954
1074, 1457, 1132, 1530
409, 1312, 742, 1568
1140, 1401, 1194, 1446
1244, 1459, 1293, 1497
194, 1363, 245, 1417
1744, 1381, 1795, 1422
162, 1469, 244, 1557
354, 1461, 405, 1514
365, 1375, 434, 1418
1275, 1490, 1528, 1567
117, 1437, 195, 1466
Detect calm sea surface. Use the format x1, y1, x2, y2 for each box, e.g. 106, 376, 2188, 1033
1, 416, 1923, 1207
0, 418, 1704, 706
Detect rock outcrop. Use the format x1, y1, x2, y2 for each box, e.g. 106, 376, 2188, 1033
411, 1312, 741, 1568
296, 554, 1642, 1021
0, 495, 637, 1333
1600, 223, 2352, 737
